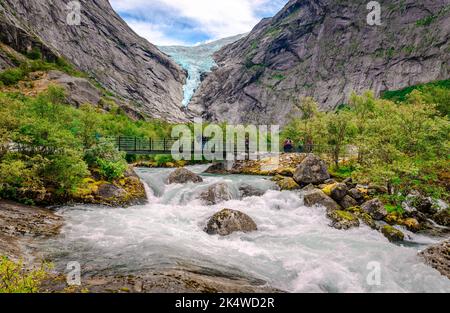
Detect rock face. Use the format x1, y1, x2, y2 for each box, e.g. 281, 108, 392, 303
200, 183, 233, 205
303, 188, 341, 211
205, 209, 257, 236
190, 0, 450, 125
419, 240, 450, 279
0, 0, 187, 122
293, 154, 330, 185
167, 168, 203, 184
361, 198, 388, 220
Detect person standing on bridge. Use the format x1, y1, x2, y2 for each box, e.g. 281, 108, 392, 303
283, 138, 294, 153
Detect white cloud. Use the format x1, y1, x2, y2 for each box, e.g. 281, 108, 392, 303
110, 0, 288, 45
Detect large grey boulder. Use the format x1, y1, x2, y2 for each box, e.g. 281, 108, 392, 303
330, 183, 348, 202
361, 198, 387, 220
293, 154, 330, 185
167, 168, 203, 184
326, 210, 360, 230
303, 188, 341, 211
205, 209, 257, 236
200, 183, 233, 205
239, 184, 266, 198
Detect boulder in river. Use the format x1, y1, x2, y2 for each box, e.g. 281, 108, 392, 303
200, 183, 233, 205
167, 168, 203, 184
239, 184, 266, 198
326, 210, 360, 230
276, 177, 301, 191
293, 154, 330, 185
432, 210, 450, 227
303, 188, 341, 211
404, 193, 437, 215
205, 209, 257, 236
381, 225, 404, 242
419, 240, 449, 279
348, 188, 365, 203
361, 198, 387, 220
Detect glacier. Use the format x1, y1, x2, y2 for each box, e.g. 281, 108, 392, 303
159, 34, 245, 107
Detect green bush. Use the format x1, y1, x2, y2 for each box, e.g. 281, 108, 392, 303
84, 138, 127, 180
0, 256, 52, 293
154, 154, 174, 165
0, 68, 26, 86
97, 158, 128, 181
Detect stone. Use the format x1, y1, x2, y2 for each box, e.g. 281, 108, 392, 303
343, 177, 357, 189
330, 183, 348, 202
326, 210, 360, 230
360, 213, 377, 229
239, 184, 266, 198
276, 177, 301, 191
368, 184, 388, 195
419, 240, 450, 279
167, 168, 203, 184
204, 163, 228, 174
339, 195, 358, 210
303, 188, 341, 211
403, 218, 421, 232
97, 183, 126, 199
205, 209, 257, 236
432, 210, 450, 227
200, 183, 233, 205
361, 198, 387, 220
404, 193, 437, 215
381, 225, 404, 242
293, 154, 330, 185
348, 188, 364, 203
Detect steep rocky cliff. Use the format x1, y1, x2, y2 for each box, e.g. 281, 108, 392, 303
0, 0, 187, 122
190, 0, 450, 125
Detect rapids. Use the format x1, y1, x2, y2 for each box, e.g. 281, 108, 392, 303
41, 165, 450, 292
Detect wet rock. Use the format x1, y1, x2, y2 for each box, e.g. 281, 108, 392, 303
239, 184, 266, 198
432, 210, 450, 227
276, 177, 301, 191
360, 213, 377, 229
403, 218, 421, 232
0, 200, 63, 260
361, 199, 387, 220
348, 188, 365, 204
293, 154, 330, 185
205, 209, 257, 236
204, 163, 229, 175
324, 179, 337, 185
167, 168, 203, 184
330, 183, 348, 202
381, 225, 404, 242
200, 183, 233, 205
303, 188, 341, 211
419, 240, 450, 279
339, 195, 358, 210
326, 210, 360, 230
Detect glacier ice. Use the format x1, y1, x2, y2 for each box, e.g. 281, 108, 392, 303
159, 34, 245, 107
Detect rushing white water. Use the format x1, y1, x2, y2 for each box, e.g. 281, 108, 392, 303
42, 166, 450, 292
159, 34, 245, 106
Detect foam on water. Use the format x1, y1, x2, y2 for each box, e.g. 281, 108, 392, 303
42, 166, 450, 292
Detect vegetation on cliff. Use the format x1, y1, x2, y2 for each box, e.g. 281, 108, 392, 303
282, 82, 450, 206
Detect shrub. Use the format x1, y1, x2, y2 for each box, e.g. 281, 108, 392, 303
154, 154, 173, 165
0, 68, 26, 86
84, 138, 127, 180
0, 256, 52, 293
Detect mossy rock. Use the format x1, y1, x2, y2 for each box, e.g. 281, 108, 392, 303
402, 218, 421, 232
384, 212, 404, 225
326, 210, 360, 230
322, 183, 337, 196
345, 206, 363, 214
360, 213, 377, 229
276, 177, 301, 190
381, 225, 404, 242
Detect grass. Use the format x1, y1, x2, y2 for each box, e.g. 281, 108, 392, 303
381, 79, 450, 102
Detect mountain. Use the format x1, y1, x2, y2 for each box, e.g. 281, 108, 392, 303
0, 0, 187, 122
159, 34, 246, 107
190, 0, 450, 125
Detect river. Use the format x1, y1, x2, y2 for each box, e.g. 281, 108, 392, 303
40, 165, 450, 292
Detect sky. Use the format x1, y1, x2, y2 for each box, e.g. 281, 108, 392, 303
110, 0, 289, 46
